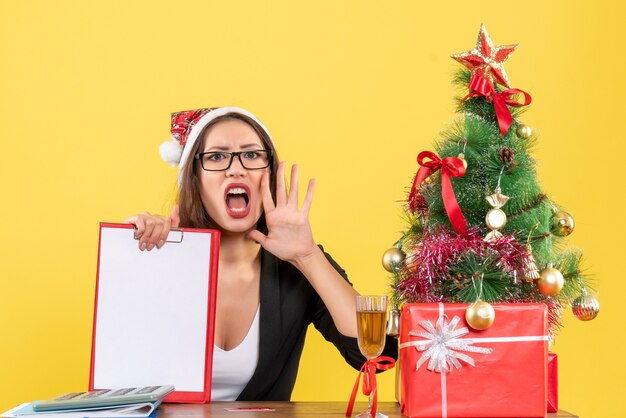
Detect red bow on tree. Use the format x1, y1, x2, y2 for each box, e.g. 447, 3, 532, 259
345, 356, 395, 418
463, 74, 532, 136
408, 151, 467, 234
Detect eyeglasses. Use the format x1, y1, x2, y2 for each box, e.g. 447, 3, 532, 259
194, 149, 272, 171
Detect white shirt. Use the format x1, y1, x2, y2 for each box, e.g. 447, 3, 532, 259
211, 305, 260, 401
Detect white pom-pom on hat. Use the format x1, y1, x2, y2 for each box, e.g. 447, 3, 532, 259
159, 136, 183, 167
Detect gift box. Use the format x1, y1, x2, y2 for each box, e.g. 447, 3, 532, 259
399, 303, 548, 418
547, 352, 558, 412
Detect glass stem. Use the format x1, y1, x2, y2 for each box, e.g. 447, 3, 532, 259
366, 367, 372, 413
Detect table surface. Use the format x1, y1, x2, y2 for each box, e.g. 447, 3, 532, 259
158, 402, 578, 417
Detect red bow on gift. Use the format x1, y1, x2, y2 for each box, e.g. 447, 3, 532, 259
346, 356, 395, 418
408, 151, 467, 234
463, 74, 532, 136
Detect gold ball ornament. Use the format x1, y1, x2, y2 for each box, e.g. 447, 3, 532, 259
516, 124, 533, 139
465, 301, 496, 330
551, 211, 575, 237
485, 208, 507, 230
537, 267, 564, 295
382, 247, 406, 272
572, 289, 600, 321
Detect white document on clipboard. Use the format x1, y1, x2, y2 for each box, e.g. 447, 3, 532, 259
90, 223, 220, 403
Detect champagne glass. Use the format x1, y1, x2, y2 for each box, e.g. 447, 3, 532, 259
355, 295, 388, 418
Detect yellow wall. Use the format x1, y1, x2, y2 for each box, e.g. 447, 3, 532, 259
1, 1, 624, 416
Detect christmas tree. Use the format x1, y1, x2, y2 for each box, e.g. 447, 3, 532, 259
384, 25, 599, 338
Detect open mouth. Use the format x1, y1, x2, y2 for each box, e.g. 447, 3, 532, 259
224, 184, 251, 218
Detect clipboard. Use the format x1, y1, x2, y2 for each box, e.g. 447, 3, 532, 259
90, 223, 220, 403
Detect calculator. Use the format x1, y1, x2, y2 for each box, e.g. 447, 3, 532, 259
32, 385, 175, 411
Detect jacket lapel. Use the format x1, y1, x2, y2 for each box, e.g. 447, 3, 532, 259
236, 249, 280, 400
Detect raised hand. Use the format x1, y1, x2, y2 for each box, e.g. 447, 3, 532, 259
248, 162, 359, 337
247, 162, 318, 265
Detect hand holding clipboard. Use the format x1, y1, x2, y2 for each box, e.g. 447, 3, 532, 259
123, 205, 181, 251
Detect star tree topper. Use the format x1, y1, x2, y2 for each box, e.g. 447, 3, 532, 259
452, 24, 518, 88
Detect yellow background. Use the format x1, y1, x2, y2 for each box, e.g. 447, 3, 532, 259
1, 1, 624, 417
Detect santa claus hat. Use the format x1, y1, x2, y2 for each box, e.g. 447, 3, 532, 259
159, 106, 274, 171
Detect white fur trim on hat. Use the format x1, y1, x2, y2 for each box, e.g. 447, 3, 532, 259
163, 106, 274, 187
158, 107, 274, 171
178, 107, 273, 170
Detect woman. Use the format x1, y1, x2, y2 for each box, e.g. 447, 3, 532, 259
125, 107, 397, 401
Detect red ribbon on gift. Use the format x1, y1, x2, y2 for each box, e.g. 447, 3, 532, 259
408, 151, 467, 234
463, 74, 532, 136
345, 356, 395, 418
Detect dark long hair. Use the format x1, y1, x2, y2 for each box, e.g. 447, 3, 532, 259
177, 113, 279, 232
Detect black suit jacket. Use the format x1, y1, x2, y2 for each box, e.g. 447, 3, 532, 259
236, 247, 398, 401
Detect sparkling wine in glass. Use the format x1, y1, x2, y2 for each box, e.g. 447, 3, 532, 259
355, 295, 388, 418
